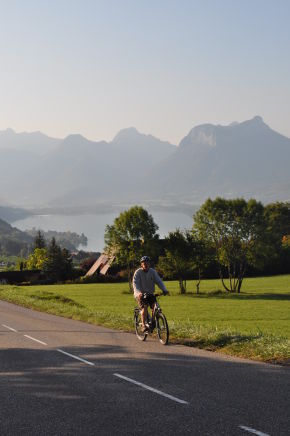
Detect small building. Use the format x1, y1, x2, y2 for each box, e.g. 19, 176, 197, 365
84, 254, 114, 277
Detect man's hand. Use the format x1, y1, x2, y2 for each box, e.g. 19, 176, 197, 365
163, 290, 170, 296
137, 293, 143, 302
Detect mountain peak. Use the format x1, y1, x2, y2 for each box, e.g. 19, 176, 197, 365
64, 133, 87, 142
252, 115, 264, 123
240, 116, 268, 129
180, 123, 217, 149
113, 127, 142, 142
179, 116, 271, 151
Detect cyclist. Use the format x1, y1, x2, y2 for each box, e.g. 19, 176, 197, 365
133, 256, 169, 332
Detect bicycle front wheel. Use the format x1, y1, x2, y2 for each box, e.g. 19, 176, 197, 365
134, 311, 147, 341
156, 312, 169, 345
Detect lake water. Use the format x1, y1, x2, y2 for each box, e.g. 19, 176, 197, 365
13, 211, 193, 252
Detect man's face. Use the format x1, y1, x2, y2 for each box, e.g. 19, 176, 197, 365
141, 261, 150, 272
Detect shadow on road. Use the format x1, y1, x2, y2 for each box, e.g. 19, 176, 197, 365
0, 343, 289, 435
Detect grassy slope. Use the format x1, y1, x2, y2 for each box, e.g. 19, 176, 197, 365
0, 275, 289, 364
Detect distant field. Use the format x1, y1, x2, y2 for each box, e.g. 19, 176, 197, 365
0, 275, 289, 363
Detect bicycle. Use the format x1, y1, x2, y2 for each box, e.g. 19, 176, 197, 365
134, 293, 169, 345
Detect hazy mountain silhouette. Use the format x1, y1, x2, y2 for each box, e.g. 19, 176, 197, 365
1, 117, 289, 207
0, 127, 176, 206
49, 129, 176, 205
146, 116, 290, 203
0, 128, 60, 155
0, 217, 33, 244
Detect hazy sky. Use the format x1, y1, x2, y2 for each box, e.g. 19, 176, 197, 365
0, 0, 289, 144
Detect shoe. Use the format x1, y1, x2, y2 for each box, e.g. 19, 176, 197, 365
141, 326, 149, 333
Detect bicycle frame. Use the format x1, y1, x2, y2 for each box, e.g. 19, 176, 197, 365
134, 294, 166, 336
146, 298, 162, 331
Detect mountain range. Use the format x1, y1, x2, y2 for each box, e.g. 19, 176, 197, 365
0, 116, 289, 209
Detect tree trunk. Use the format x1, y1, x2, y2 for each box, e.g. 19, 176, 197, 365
179, 278, 186, 294
219, 267, 231, 292
196, 268, 201, 294
228, 266, 233, 292
237, 264, 246, 293
127, 266, 134, 293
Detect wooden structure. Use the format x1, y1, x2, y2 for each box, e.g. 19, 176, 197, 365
85, 254, 114, 277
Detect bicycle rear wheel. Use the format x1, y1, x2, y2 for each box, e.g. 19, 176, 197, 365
134, 310, 147, 341
156, 312, 169, 345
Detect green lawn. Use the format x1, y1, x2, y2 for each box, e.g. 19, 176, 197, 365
0, 275, 289, 363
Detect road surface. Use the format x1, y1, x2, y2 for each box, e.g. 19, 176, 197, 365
0, 300, 289, 435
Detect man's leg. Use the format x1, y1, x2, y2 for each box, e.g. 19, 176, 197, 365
137, 294, 147, 329
150, 303, 156, 328
141, 305, 148, 329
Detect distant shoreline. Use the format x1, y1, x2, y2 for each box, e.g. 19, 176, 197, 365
2, 202, 199, 223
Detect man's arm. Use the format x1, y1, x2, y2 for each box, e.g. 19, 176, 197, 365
133, 270, 142, 297
153, 270, 169, 295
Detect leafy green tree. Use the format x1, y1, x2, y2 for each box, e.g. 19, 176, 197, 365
263, 202, 290, 273
190, 233, 213, 294
264, 202, 290, 236
264, 202, 290, 253
194, 198, 267, 292
27, 248, 48, 270
158, 229, 194, 294
104, 206, 159, 291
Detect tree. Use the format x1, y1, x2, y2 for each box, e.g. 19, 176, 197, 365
27, 248, 48, 270
43, 238, 73, 281
60, 248, 74, 280
264, 202, 290, 237
34, 230, 46, 249
263, 202, 290, 274
157, 229, 194, 294
104, 206, 159, 291
264, 202, 290, 251
193, 198, 267, 292
190, 233, 213, 294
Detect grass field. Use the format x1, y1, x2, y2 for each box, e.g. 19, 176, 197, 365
0, 275, 289, 364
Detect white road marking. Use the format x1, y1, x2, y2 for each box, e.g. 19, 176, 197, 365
57, 349, 95, 366
2, 324, 18, 332
24, 335, 47, 346
239, 425, 270, 436
113, 373, 189, 405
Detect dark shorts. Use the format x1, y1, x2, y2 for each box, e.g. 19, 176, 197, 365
137, 293, 156, 309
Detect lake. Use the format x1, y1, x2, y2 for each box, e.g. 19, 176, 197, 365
13, 211, 193, 252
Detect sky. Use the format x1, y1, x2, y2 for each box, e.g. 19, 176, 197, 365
0, 0, 289, 144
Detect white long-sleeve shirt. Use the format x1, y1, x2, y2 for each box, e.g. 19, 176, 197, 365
132, 267, 168, 298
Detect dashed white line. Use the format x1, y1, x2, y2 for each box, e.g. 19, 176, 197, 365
24, 335, 47, 346
239, 425, 270, 436
57, 349, 95, 366
113, 373, 189, 405
2, 324, 18, 332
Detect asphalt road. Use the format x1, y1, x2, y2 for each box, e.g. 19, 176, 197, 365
0, 300, 289, 436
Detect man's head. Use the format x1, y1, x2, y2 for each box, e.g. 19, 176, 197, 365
140, 255, 150, 272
